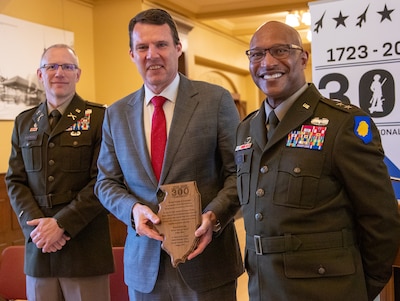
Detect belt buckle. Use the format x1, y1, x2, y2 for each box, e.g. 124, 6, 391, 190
46, 194, 53, 208
254, 235, 263, 255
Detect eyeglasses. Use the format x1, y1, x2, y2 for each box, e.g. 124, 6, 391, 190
40, 63, 79, 72
245, 44, 303, 63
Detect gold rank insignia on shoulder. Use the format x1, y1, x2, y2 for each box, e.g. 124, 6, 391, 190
335, 102, 353, 109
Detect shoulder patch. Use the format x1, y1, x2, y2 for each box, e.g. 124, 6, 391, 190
354, 116, 372, 144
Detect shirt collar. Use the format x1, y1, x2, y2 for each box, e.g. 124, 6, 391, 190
145, 73, 180, 105
264, 83, 308, 122
47, 97, 73, 116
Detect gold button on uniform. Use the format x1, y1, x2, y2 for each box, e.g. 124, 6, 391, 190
256, 188, 265, 197
255, 213, 263, 221
317, 266, 326, 275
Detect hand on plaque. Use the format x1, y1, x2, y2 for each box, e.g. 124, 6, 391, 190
132, 203, 163, 241
187, 211, 216, 260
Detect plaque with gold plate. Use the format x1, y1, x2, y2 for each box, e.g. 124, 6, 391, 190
154, 181, 202, 267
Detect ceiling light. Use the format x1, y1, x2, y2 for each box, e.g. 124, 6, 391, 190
285, 11, 311, 28
302, 11, 311, 26
307, 30, 312, 42
285, 12, 300, 27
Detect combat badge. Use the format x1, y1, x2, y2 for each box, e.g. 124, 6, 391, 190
311, 117, 329, 126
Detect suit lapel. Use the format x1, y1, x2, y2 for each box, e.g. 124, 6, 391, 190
125, 89, 158, 184
161, 76, 199, 182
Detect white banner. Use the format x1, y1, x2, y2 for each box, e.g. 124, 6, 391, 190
309, 0, 400, 198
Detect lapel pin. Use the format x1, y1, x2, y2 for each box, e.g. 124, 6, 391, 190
68, 112, 77, 120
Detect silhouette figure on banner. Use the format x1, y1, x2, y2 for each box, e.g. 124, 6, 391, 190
369, 74, 386, 114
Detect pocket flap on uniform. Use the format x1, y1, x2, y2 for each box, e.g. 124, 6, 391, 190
284, 248, 355, 278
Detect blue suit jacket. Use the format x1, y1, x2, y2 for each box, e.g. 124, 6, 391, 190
95, 74, 244, 293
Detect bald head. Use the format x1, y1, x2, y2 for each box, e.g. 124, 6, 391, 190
247, 20, 309, 107
250, 21, 303, 49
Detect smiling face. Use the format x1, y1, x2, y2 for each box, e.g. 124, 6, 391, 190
129, 23, 182, 94
37, 46, 81, 108
249, 21, 309, 107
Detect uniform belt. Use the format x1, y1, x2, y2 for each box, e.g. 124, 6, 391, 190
34, 191, 77, 208
246, 229, 355, 255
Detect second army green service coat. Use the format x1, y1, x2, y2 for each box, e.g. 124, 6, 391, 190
6, 94, 114, 277
235, 83, 400, 301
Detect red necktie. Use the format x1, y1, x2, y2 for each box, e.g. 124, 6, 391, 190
151, 96, 167, 181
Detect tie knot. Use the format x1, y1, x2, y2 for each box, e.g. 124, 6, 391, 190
151, 96, 167, 108
268, 110, 279, 127
50, 109, 61, 118
49, 109, 61, 130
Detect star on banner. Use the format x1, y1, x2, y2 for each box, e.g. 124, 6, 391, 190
333, 11, 349, 28
378, 4, 394, 22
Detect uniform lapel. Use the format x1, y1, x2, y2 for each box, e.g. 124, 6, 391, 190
249, 102, 268, 151
32, 102, 51, 134
51, 95, 86, 136
266, 84, 322, 149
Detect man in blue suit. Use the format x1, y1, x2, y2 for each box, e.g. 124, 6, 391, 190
95, 8, 243, 301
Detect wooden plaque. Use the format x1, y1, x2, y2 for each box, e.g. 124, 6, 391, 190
155, 181, 202, 267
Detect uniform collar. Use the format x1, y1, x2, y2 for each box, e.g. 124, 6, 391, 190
47, 97, 73, 115
264, 83, 308, 122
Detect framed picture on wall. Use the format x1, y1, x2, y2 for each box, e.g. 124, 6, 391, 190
0, 14, 73, 120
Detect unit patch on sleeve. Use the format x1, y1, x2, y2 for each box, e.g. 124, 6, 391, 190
354, 116, 372, 144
